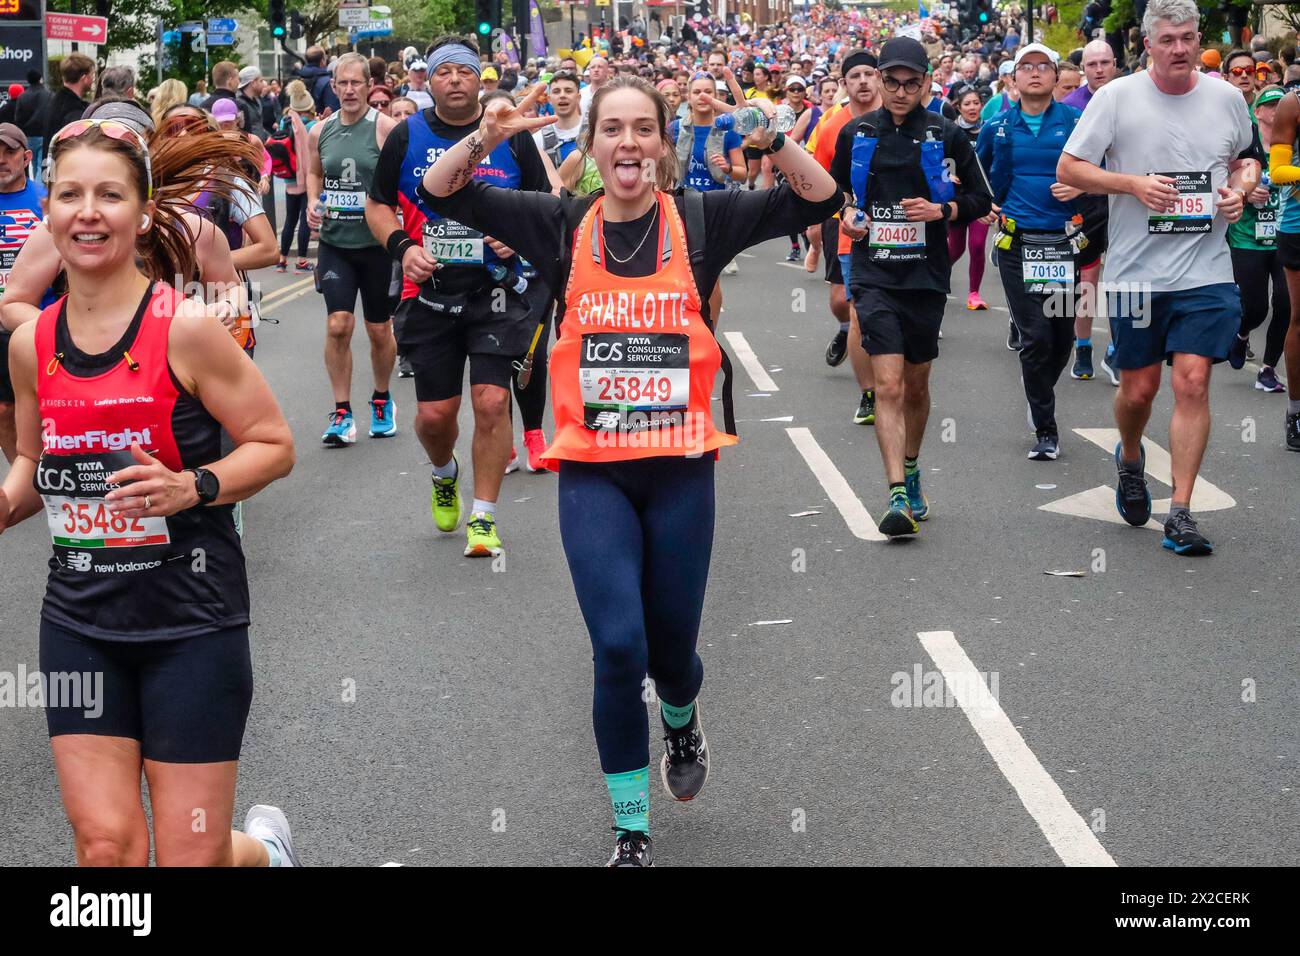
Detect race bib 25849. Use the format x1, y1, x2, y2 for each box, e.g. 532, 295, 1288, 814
579, 332, 690, 432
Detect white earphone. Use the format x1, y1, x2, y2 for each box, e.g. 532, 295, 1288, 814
41, 215, 49, 228
140, 214, 151, 230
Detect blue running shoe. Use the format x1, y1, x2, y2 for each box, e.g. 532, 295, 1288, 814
904, 470, 928, 520
369, 396, 397, 438
1099, 343, 1120, 387
1114, 441, 1151, 526
878, 493, 919, 537
322, 408, 356, 447
1162, 511, 1213, 556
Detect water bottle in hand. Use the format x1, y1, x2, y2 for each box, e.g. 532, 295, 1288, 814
714, 104, 798, 136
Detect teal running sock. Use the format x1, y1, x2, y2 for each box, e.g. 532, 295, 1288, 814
605, 767, 650, 835
904, 456, 920, 477
889, 482, 907, 503
260, 838, 282, 868
1076, 337, 1092, 348
660, 699, 695, 729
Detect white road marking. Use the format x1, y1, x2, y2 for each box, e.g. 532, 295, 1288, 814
380, 861, 403, 867
918, 630, 1118, 868
1039, 429, 1235, 527
723, 331, 780, 392
785, 428, 886, 541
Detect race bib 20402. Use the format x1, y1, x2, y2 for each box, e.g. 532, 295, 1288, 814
1148, 171, 1213, 234
867, 204, 926, 262
579, 332, 690, 432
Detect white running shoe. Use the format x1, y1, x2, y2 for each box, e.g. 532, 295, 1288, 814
244, 804, 299, 867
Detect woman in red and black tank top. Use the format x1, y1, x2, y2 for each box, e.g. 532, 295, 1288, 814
0, 121, 297, 866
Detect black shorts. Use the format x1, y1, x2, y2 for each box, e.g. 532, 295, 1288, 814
743, 145, 764, 163
1077, 193, 1109, 269
822, 219, 843, 285
853, 286, 946, 364
39, 619, 253, 763
1276, 231, 1300, 271
316, 241, 396, 323
0, 330, 13, 404
393, 287, 533, 403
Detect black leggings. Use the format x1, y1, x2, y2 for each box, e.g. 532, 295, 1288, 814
279, 191, 310, 261
1230, 245, 1290, 368
512, 292, 552, 433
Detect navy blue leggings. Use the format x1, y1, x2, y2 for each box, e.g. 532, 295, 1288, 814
558, 455, 715, 774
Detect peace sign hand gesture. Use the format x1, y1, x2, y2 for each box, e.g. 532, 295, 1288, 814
481, 84, 558, 142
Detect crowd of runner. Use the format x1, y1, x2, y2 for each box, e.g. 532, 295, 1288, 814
0, 0, 1295, 867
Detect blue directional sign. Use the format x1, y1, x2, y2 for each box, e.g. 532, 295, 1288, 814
179, 21, 204, 33
162, 30, 181, 45
207, 18, 237, 33
206, 32, 235, 46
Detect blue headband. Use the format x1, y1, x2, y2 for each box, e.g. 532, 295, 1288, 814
427, 45, 483, 76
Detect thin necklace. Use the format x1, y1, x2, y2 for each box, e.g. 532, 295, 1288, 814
603, 202, 660, 264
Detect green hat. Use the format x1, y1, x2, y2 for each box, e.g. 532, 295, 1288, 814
1255, 86, 1285, 109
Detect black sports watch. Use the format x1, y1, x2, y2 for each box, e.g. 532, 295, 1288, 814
189, 468, 220, 505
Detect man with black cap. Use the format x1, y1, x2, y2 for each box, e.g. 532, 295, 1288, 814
832, 36, 993, 537
0, 122, 46, 463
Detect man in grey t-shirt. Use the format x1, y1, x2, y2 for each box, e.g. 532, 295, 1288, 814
1057, 0, 1260, 557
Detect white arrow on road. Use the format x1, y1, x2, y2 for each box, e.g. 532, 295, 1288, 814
1038, 428, 1236, 529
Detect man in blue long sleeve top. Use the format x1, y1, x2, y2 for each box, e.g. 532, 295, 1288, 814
978, 43, 1085, 462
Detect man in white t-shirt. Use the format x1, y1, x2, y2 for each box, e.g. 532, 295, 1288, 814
1058, 0, 1259, 557
578, 56, 611, 116
403, 61, 434, 111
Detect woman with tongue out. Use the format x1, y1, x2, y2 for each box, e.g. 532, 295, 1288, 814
422, 75, 841, 866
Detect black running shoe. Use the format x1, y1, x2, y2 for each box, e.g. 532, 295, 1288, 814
1113, 442, 1152, 526
1288, 412, 1300, 452
1162, 511, 1213, 556
878, 494, 919, 537
1227, 335, 1248, 371
607, 829, 653, 867
1028, 429, 1059, 461
661, 706, 709, 801
397, 355, 414, 378
1007, 319, 1022, 351
854, 390, 876, 425
825, 328, 849, 367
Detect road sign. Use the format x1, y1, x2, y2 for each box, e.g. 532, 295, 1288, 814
339, 7, 370, 27
207, 18, 237, 33
339, 0, 367, 6
192, 33, 206, 53
44, 12, 108, 44
206, 32, 235, 47
354, 18, 392, 37
179, 21, 204, 33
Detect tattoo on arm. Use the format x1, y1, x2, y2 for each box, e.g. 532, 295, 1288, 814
448, 133, 488, 192
785, 170, 814, 195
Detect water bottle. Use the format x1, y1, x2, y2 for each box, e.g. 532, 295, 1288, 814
714, 104, 798, 136
311, 199, 326, 238
489, 263, 528, 295
1254, 173, 1272, 208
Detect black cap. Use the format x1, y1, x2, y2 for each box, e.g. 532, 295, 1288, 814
878, 37, 929, 75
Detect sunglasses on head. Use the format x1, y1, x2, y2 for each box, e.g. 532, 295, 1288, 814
52, 119, 153, 198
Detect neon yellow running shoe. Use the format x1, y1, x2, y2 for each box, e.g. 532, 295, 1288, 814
431, 457, 462, 533
464, 511, 503, 557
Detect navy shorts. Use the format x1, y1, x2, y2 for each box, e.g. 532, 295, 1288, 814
39, 619, 253, 763
1107, 283, 1241, 370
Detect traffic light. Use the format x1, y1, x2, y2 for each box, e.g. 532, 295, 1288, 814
475, 0, 493, 37
269, 0, 286, 38
290, 10, 304, 40
976, 0, 993, 24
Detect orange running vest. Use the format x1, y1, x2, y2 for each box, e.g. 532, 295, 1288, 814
544, 193, 739, 463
